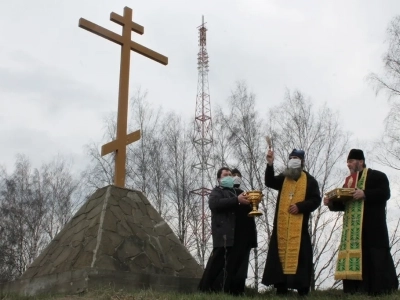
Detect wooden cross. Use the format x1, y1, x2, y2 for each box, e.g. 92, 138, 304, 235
78, 7, 168, 188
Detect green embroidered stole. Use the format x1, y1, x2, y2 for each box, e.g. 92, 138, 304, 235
334, 168, 368, 280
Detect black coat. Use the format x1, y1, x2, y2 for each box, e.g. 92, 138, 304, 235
328, 168, 398, 294
209, 186, 257, 248
262, 165, 321, 289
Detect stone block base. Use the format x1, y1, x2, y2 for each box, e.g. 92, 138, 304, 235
0, 268, 200, 296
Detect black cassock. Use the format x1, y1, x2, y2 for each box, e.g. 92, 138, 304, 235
328, 168, 399, 295
261, 165, 321, 292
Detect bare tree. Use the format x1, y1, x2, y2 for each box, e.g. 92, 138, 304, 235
162, 113, 206, 251
367, 15, 400, 171
366, 16, 400, 280
146, 136, 169, 218
2, 155, 47, 276
41, 155, 80, 240
81, 113, 116, 191
224, 82, 266, 191
209, 109, 234, 162
368, 15, 400, 100
127, 88, 164, 195
389, 214, 400, 277
0, 154, 79, 281
0, 175, 29, 280
370, 102, 400, 170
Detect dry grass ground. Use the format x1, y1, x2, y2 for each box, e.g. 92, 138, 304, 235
2, 287, 400, 300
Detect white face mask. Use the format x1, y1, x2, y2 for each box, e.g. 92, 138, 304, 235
233, 176, 242, 186
288, 159, 302, 169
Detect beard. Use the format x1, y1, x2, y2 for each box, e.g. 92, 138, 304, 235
283, 167, 303, 180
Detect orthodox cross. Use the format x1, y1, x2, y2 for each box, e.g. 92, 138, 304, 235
78, 7, 168, 188
289, 192, 294, 201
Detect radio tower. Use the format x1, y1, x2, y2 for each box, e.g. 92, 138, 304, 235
190, 15, 213, 268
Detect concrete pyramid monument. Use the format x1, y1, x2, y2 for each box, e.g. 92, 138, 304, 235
1, 186, 202, 296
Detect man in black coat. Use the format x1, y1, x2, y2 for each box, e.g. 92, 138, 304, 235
324, 149, 398, 296
262, 149, 321, 296
198, 167, 258, 295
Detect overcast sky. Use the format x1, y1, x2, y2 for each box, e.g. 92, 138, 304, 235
0, 0, 399, 178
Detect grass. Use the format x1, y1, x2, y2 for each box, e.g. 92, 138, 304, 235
1, 287, 400, 300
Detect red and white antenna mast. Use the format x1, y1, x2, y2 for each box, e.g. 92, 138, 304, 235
190, 15, 213, 268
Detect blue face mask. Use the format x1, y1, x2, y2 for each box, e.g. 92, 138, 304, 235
220, 176, 234, 188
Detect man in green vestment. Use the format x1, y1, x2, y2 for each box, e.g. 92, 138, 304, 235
324, 149, 398, 296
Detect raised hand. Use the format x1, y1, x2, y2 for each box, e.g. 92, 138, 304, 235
266, 150, 274, 165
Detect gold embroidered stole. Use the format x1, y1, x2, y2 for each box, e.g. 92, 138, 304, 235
277, 172, 307, 274
335, 168, 368, 281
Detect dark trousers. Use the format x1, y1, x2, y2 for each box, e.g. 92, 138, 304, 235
198, 244, 251, 295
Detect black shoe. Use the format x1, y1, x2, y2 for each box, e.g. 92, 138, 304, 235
297, 287, 309, 297
276, 287, 289, 295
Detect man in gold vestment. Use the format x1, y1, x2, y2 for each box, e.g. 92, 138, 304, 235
262, 149, 321, 296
